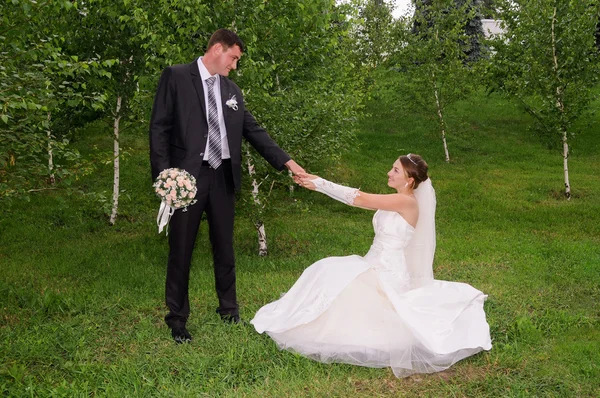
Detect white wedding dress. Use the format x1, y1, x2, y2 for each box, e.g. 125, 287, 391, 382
251, 180, 492, 378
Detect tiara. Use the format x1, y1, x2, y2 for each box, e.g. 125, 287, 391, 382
406, 153, 417, 165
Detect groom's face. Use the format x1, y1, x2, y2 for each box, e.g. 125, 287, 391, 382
213, 43, 242, 76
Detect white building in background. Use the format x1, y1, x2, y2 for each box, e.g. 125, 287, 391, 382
482, 19, 506, 38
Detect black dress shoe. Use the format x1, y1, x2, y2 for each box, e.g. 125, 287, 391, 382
171, 326, 192, 344
220, 314, 241, 324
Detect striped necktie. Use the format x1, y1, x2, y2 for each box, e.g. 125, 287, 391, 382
205, 76, 222, 168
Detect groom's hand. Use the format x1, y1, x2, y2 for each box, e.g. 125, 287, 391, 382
296, 172, 319, 191
285, 159, 305, 176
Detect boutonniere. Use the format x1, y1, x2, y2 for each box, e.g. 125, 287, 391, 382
225, 95, 238, 111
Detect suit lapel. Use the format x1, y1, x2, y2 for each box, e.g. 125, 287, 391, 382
190, 60, 207, 120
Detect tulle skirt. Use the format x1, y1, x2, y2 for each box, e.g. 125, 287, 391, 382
251, 255, 492, 378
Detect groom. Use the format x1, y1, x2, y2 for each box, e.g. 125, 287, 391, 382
149, 29, 304, 343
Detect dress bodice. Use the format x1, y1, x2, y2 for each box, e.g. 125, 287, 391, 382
371, 210, 415, 250
363, 210, 415, 285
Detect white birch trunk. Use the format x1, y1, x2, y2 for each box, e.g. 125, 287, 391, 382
562, 133, 571, 200
109, 96, 122, 225
551, 6, 571, 199
255, 221, 267, 257
246, 148, 268, 256
288, 170, 295, 195
433, 76, 450, 163
432, 31, 450, 163
46, 112, 55, 185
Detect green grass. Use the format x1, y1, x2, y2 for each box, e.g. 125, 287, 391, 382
1, 90, 599, 397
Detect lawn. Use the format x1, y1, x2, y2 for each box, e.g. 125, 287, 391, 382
1, 91, 599, 397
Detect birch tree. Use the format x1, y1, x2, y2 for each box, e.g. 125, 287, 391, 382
245, 145, 270, 256
353, 0, 395, 70
232, 0, 364, 255
490, 0, 600, 199
0, 0, 110, 199
61, 1, 159, 223
389, 0, 482, 162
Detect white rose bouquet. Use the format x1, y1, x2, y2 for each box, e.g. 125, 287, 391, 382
154, 168, 198, 234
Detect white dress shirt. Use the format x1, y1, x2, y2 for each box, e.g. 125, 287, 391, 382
198, 57, 230, 160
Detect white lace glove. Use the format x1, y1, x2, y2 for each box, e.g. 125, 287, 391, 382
312, 177, 360, 206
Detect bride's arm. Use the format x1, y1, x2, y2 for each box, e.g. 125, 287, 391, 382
353, 192, 415, 213
297, 173, 415, 213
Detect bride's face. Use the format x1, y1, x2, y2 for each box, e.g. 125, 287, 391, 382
387, 160, 411, 190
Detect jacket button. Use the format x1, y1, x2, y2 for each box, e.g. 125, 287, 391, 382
199, 152, 204, 156
203, 134, 208, 138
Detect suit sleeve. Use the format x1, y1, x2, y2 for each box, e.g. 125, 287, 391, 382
149, 67, 175, 180
242, 109, 291, 171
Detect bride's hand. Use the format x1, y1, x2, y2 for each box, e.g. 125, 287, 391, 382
295, 172, 319, 191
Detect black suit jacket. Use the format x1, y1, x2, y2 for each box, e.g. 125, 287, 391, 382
149, 60, 291, 191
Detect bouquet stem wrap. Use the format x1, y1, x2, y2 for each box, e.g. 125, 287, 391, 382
157, 201, 176, 234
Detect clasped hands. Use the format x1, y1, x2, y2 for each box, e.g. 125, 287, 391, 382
293, 172, 319, 191
284, 159, 318, 190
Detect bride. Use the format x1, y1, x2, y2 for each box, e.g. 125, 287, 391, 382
250, 154, 492, 378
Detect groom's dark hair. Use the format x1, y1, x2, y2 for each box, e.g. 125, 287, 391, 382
207, 29, 245, 53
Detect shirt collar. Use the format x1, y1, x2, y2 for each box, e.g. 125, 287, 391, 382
198, 57, 218, 83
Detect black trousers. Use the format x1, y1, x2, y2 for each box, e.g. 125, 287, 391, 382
164, 160, 237, 329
